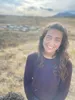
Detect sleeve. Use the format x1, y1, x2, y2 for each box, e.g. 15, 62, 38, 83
53, 60, 72, 100
24, 54, 34, 100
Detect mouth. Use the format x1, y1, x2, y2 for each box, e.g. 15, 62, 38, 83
47, 45, 54, 50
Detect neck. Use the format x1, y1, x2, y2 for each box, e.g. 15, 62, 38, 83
43, 52, 56, 59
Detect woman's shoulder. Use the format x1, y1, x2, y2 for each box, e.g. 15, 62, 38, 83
27, 52, 38, 60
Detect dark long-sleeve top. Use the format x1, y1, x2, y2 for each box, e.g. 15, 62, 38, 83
24, 52, 72, 100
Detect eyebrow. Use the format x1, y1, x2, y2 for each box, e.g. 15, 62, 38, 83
46, 35, 61, 39
55, 37, 62, 40
46, 34, 52, 37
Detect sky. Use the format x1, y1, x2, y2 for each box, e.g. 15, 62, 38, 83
0, 0, 75, 16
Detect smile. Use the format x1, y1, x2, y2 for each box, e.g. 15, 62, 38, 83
47, 45, 54, 49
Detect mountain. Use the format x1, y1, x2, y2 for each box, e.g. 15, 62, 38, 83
53, 11, 75, 17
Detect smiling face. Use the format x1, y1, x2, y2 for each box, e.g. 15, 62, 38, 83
43, 29, 63, 58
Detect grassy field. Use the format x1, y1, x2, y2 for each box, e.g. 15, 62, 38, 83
0, 16, 75, 100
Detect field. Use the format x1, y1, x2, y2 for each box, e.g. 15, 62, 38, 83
0, 15, 75, 100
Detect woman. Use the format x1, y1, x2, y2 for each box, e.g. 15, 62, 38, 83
24, 22, 72, 100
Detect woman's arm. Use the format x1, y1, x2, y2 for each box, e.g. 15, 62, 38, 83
24, 54, 34, 100
53, 60, 72, 100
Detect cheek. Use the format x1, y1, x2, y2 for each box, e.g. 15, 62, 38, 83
55, 43, 61, 49
43, 40, 47, 49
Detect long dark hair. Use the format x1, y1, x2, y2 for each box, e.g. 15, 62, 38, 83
38, 22, 69, 81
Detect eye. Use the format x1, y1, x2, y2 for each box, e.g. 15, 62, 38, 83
45, 35, 52, 41
55, 38, 61, 42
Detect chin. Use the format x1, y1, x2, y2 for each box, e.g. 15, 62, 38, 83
46, 50, 55, 54
47, 49, 55, 52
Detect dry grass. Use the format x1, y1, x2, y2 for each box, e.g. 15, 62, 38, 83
0, 41, 38, 100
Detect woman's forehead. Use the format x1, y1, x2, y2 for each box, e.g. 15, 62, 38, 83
46, 29, 63, 37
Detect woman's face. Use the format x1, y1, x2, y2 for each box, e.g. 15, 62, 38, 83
43, 29, 63, 57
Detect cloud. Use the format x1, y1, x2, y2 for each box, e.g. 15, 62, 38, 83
0, 0, 22, 6
0, 0, 75, 16
0, 4, 19, 15
0, 0, 23, 15
67, 0, 75, 10
43, 0, 75, 11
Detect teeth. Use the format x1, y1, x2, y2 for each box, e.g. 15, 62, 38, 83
48, 46, 53, 49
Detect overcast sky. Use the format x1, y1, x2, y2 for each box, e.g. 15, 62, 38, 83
0, 0, 75, 16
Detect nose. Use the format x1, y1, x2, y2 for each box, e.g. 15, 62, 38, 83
48, 39, 55, 46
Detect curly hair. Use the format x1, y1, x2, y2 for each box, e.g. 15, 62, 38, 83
38, 22, 69, 81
